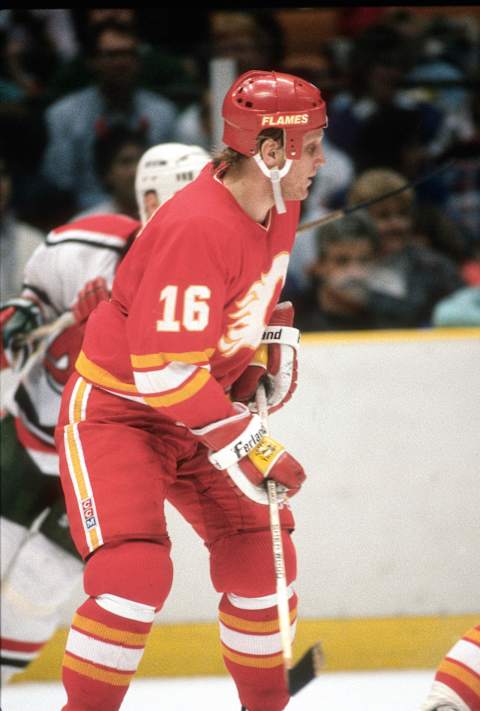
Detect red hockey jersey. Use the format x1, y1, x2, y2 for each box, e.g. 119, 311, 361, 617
76, 165, 300, 429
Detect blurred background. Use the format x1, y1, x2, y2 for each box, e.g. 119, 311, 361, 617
1, 4, 479, 702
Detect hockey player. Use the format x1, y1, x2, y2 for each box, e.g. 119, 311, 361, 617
54, 69, 327, 711
421, 624, 480, 711
0, 143, 210, 682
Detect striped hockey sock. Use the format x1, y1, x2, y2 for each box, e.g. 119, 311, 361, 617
219, 589, 297, 711
61, 596, 154, 711
422, 624, 480, 711
430, 625, 480, 711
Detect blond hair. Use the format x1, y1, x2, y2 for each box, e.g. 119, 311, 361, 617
348, 168, 414, 210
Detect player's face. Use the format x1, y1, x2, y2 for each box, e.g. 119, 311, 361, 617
143, 190, 160, 219
280, 129, 325, 201
368, 197, 412, 256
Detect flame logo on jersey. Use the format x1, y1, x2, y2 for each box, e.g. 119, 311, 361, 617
218, 253, 289, 356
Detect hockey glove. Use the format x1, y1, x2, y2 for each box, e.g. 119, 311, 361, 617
230, 301, 299, 415
191, 403, 305, 502
0, 298, 43, 369
72, 276, 110, 324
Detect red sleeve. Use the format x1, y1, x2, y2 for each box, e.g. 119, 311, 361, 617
125, 217, 237, 428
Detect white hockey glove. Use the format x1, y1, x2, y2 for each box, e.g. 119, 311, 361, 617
190, 403, 305, 504
230, 301, 299, 415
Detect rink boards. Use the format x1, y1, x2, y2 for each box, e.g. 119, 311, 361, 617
11, 327, 480, 682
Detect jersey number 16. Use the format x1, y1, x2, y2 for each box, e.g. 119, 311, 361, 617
156, 285, 210, 332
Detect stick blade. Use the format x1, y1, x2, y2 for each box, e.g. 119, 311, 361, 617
288, 642, 324, 696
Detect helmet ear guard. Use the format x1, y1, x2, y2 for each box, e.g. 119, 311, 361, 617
135, 143, 210, 224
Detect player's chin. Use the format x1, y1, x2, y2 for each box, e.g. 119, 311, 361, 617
288, 186, 309, 201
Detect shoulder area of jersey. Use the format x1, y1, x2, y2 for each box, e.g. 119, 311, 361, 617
48, 214, 141, 244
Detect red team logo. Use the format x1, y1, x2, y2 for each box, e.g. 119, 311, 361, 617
44, 324, 85, 391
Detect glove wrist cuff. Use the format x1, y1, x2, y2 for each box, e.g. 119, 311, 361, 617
191, 406, 267, 470
209, 413, 266, 470
261, 325, 299, 349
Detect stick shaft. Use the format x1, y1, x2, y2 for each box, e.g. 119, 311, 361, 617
296, 160, 455, 234
15, 311, 75, 346
256, 384, 293, 669
10, 311, 75, 386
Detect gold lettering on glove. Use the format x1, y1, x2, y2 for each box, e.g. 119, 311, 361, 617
248, 435, 284, 477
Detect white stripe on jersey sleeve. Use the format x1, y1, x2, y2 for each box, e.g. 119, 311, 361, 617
133, 361, 210, 395
47, 228, 128, 250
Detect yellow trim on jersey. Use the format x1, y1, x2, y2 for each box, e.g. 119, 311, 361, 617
131, 349, 215, 368
73, 614, 149, 647
63, 653, 133, 686
221, 643, 283, 668
76, 351, 138, 393
143, 368, 210, 407
219, 608, 297, 634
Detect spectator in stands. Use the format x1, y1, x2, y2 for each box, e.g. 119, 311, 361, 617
431, 70, 480, 257
52, 9, 198, 111
41, 20, 177, 210
432, 286, 480, 327
326, 23, 444, 179
296, 212, 381, 332
0, 156, 44, 302
0, 9, 77, 107
282, 47, 355, 301
75, 124, 146, 219
347, 168, 465, 327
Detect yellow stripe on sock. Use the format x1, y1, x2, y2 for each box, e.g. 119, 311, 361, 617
221, 643, 284, 669
464, 626, 480, 646
219, 608, 297, 634
63, 652, 133, 686
439, 659, 480, 696
72, 614, 149, 647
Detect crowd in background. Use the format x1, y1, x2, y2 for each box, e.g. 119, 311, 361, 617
1, 7, 479, 329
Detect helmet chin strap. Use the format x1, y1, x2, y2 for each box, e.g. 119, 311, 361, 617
253, 154, 293, 214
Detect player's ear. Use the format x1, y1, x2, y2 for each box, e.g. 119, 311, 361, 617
259, 137, 284, 169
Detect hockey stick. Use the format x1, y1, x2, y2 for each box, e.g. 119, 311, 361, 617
9, 311, 75, 385
255, 384, 325, 697
297, 159, 455, 234
12, 310, 75, 348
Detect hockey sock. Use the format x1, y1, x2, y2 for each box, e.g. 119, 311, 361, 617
61, 596, 155, 711
422, 624, 480, 711
219, 589, 297, 711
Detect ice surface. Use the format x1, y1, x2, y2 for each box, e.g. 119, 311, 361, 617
1, 670, 435, 710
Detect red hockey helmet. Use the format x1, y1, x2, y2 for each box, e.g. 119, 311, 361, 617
222, 70, 327, 160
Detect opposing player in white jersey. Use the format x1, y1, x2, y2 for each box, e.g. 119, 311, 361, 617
0, 143, 210, 682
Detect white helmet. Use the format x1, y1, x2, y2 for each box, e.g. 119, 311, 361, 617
135, 142, 210, 224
